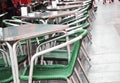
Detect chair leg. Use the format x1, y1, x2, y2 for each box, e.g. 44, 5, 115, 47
38, 81, 41, 83
67, 78, 72, 83
77, 58, 90, 83
81, 47, 89, 62
33, 81, 36, 83
74, 67, 83, 83
87, 18, 93, 30
71, 75, 76, 83
23, 60, 27, 67
87, 31, 92, 40
81, 43, 91, 61
86, 35, 92, 44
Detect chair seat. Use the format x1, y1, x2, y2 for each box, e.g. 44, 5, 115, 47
0, 58, 5, 67
0, 67, 13, 83
0, 54, 27, 67
44, 50, 72, 61
20, 64, 70, 81
20, 30, 84, 82
18, 54, 28, 64
20, 36, 45, 45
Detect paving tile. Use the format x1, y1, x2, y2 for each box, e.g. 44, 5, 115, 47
87, 1, 120, 83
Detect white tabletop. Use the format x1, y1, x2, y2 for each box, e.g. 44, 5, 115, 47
0, 24, 69, 41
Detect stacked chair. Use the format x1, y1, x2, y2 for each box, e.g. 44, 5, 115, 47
20, 29, 89, 83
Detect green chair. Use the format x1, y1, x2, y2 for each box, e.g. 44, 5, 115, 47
35, 29, 90, 83
0, 49, 13, 83
20, 29, 87, 83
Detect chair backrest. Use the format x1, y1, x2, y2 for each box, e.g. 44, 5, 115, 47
36, 28, 87, 53
2, 19, 31, 27
66, 38, 81, 76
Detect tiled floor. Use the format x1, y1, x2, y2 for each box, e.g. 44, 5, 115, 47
88, 0, 120, 83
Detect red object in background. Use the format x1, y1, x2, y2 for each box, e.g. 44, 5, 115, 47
20, 0, 32, 4
13, 0, 19, 3
12, 0, 31, 4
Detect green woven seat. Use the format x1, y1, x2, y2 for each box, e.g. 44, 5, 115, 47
20, 39, 81, 81
17, 54, 28, 64
0, 54, 27, 67
44, 50, 72, 61
0, 67, 13, 83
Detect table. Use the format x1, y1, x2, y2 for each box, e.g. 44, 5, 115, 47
20, 10, 79, 24
58, 1, 83, 5
46, 4, 81, 11
0, 24, 69, 83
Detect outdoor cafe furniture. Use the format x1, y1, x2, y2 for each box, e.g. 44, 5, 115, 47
20, 29, 89, 83
0, 24, 69, 83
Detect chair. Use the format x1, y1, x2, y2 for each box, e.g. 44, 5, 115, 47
36, 28, 90, 83
0, 49, 13, 83
20, 29, 87, 83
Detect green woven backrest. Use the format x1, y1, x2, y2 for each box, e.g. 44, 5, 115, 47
73, 29, 88, 39
66, 40, 81, 72
66, 29, 87, 75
